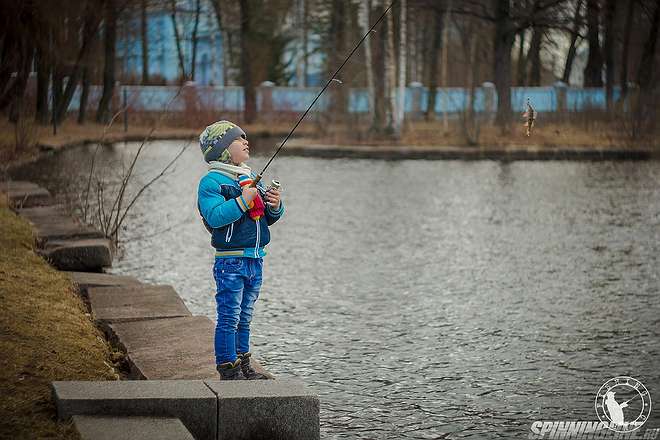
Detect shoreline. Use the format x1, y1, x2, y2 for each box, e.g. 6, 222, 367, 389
6, 129, 657, 175
282, 140, 658, 161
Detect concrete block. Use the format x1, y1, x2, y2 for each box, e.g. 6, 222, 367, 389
87, 285, 191, 324
108, 316, 272, 380
72, 415, 195, 440
52, 380, 216, 440
107, 316, 218, 380
17, 205, 104, 242
40, 238, 112, 271
3, 181, 53, 208
65, 271, 142, 296
204, 379, 320, 440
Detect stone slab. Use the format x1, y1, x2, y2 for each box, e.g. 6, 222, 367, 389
65, 271, 142, 296
108, 316, 272, 380
72, 415, 195, 440
87, 284, 191, 324
52, 380, 216, 440
3, 181, 53, 208
204, 379, 320, 440
17, 205, 104, 242
40, 238, 112, 271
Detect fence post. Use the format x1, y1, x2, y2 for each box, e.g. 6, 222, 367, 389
409, 82, 423, 120
259, 81, 275, 121
482, 81, 496, 123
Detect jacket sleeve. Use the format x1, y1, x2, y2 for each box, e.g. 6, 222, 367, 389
197, 176, 249, 228
264, 200, 285, 226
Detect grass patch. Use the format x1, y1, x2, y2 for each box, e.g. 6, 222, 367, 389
0, 194, 122, 439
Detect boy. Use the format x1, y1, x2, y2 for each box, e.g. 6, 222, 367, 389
197, 120, 284, 380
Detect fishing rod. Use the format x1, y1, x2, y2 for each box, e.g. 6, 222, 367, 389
252, 0, 399, 188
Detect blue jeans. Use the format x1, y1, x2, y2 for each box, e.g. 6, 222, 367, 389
213, 257, 263, 364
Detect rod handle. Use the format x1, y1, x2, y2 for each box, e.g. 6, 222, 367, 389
250, 174, 262, 188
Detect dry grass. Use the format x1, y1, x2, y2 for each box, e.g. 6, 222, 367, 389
0, 194, 122, 439
0, 116, 319, 168
1, 113, 656, 169
314, 119, 659, 149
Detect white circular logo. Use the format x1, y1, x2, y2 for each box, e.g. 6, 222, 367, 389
595, 376, 652, 432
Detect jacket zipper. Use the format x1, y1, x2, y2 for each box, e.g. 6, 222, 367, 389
254, 218, 260, 257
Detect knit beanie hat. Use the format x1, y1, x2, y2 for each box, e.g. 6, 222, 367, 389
199, 120, 246, 163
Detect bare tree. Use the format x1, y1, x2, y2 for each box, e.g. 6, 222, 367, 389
603, 0, 616, 111
239, 0, 256, 122
54, 1, 104, 124
425, 1, 444, 121
170, 0, 188, 82
562, 0, 583, 84
637, 0, 660, 92
190, 0, 201, 80
493, 0, 516, 129
395, 0, 407, 137
619, 0, 635, 102
359, 0, 376, 122
141, 0, 150, 84
97, 0, 120, 123
583, 0, 603, 86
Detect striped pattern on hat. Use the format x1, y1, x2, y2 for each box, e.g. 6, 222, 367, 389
199, 120, 246, 163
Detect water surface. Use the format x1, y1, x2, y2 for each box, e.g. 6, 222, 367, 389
14, 141, 660, 439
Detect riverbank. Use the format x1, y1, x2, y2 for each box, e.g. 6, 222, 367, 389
1, 118, 316, 170
283, 140, 656, 160
0, 194, 121, 439
1, 117, 656, 171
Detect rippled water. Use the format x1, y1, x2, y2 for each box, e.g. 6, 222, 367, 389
13, 140, 660, 439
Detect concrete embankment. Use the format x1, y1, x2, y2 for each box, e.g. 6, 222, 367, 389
4, 180, 320, 440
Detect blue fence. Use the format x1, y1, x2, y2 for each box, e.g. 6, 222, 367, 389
65, 84, 619, 114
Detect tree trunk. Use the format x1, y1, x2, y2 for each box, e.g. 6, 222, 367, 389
327, 0, 348, 125
619, 0, 634, 102
35, 38, 51, 125
210, 0, 228, 85
583, 0, 603, 87
78, 65, 90, 124
604, 0, 616, 111
141, 0, 149, 84
360, 0, 375, 122
96, 0, 118, 123
493, 0, 515, 129
395, 0, 406, 137
51, 70, 63, 124
239, 0, 256, 123
425, 3, 443, 121
371, 0, 386, 132
5, 44, 33, 121
562, 0, 582, 84
440, 0, 451, 134
170, 0, 187, 82
528, 26, 542, 86
384, 2, 396, 133
191, 0, 201, 81
637, 0, 660, 92
54, 5, 101, 124
302, 0, 309, 86
516, 29, 527, 86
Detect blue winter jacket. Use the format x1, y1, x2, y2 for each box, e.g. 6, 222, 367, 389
197, 171, 284, 258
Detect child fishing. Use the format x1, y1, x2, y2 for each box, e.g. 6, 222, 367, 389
197, 121, 284, 380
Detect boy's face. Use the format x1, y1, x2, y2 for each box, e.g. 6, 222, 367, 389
227, 136, 249, 165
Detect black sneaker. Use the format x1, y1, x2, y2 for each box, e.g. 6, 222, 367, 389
237, 352, 270, 380
216, 359, 245, 380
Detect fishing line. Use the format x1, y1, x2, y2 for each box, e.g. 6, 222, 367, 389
252, 0, 399, 186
